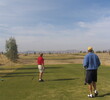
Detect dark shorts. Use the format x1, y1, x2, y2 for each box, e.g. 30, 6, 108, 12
85, 70, 97, 84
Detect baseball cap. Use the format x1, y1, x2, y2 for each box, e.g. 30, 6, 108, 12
88, 46, 93, 51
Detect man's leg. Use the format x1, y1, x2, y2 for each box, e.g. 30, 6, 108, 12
93, 82, 98, 96
39, 72, 43, 79
38, 65, 44, 81
41, 72, 43, 79
87, 82, 94, 98
39, 72, 41, 80
86, 71, 94, 98
92, 70, 98, 96
88, 82, 97, 94
88, 83, 92, 94
39, 72, 44, 81
92, 82, 96, 90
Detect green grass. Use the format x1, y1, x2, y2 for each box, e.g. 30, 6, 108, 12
0, 64, 110, 100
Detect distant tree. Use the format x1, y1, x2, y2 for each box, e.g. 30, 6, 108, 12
0, 52, 3, 54
96, 51, 102, 53
34, 52, 36, 55
48, 52, 52, 54
103, 50, 107, 53
24, 52, 28, 56
80, 51, 82, 53
5, 37, 18, 62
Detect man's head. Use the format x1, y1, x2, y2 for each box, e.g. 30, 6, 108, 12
88, 46, 93, 52
40, 53, 43, 57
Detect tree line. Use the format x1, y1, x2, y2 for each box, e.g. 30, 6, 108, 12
2, 37, 110, 63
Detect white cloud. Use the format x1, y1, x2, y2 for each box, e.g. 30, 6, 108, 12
1, 0, 110, 51
1, 16, 110, 51
77, 17, 110, 37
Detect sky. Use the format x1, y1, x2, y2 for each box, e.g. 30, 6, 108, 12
1, 0, 110, 52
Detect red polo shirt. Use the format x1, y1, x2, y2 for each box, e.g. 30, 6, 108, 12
37, 56, 44, 65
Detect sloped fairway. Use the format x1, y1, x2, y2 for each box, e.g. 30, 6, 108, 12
0, 64, 110, 100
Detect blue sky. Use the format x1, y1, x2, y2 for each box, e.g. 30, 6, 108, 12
1, 0, 110, 51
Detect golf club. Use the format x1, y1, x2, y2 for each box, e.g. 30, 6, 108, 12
32, 71, 37, 80
32, 76, 35, 80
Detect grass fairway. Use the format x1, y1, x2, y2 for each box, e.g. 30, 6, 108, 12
0, 64, 110, 100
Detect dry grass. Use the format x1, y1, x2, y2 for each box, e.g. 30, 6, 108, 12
17, 53, 84, 65
0, 53, 110, 76
0, 53, 110, 67
97, 53, 110, 66
16, 53, 110, 66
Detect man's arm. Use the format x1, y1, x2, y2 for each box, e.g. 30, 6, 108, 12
83, 56, 88, 69
97, 56, 101, 67
41, 58, 45, 68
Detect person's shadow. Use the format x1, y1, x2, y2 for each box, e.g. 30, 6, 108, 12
98, 92, 110, 97
46, 78, 79, 81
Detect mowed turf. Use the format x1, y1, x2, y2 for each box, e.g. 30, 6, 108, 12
0, 64, 110, 100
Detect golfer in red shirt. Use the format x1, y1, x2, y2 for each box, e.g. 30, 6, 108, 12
37, 53, 45, 82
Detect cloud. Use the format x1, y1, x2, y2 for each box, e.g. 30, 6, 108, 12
1, 0, 110, 51
1, 16, 110, 51
77, 17, 110, 37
